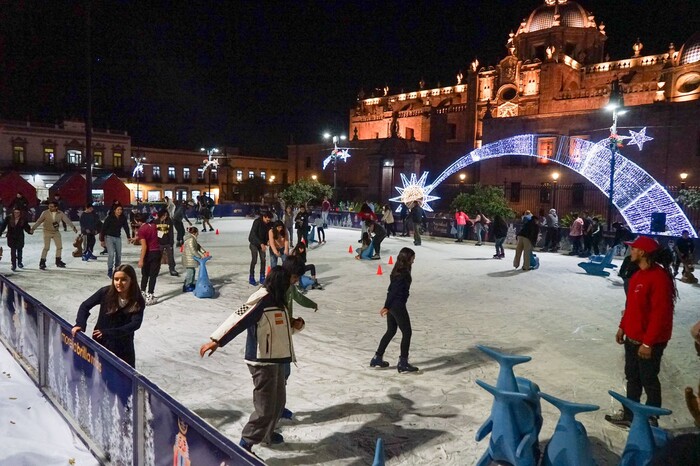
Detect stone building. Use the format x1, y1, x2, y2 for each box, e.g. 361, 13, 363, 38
294, 0, 700, 219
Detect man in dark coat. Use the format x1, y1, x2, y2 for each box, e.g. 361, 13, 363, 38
248, 211, 272, 285
410, 201, 425, 246
0, 207, 33, 271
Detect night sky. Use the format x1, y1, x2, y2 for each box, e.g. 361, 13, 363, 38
1, 1, 698, 156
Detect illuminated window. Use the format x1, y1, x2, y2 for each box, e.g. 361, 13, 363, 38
537, 137, 555, 164
260, 171, 266, 180
236, 170, 243, 181
44, 147, 56, 166
164, 190, 173, 199
248, 170, 254, 179
93, 150, 103, 166
152, 166, 161, 179
183, 167, 191, 180
113, 152, 123, 168
197, 168, 204, 181
147, 190, 161, 202
13, 146, 26, 164
211, 169, 218, 181
168, 166, 176, 180
540, 182, 552, 203
67, 149, 82, 165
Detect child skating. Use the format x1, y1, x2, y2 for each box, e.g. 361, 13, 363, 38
182, 226, 207, 292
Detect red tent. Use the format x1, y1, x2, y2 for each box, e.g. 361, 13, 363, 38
0, 171, 39, 207
93, 174, 130, 206
49, 173, 86, 208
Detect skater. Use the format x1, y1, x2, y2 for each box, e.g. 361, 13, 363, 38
313, 215, 326, 243
454, 209, 469, 242
182, 226, 207, 292
201, 195, 214, 232
492, 214, 508, 259
568, 212, 584, 255
248, 211, 272, 285
79, 203, 99, 261
31, 200, 78, 270
400, 203, 409, 237
371, 247, 419, 373
156, 209, 179, 277
0, 207, 33, 271
268, 220, 290, 268
355, 232, 372, 260
590, 217, 603, 255
382, 204, 396, 237
472, 210, 489, 245
513, 215, 539, 271
199, 267, 296, 454
294, 205, 310, 244
541, 208, 559, 252
172, 200, 192, 247
674, 229, 695, 278
99, 204, 132, 279
71, 264, 145, 368
606, 236, 676, 428
133, 213, 162, 305
288, 242, 322, 290
410, 201, 425, 246
366, 219, 386, 260
321, 196, 331, 227
283, 205, 295, 242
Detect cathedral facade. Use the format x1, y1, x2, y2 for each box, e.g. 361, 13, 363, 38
292, 0, 700, 220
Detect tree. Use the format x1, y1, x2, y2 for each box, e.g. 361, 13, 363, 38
450, 184, 514, 219
279, 178, 333, 207
678, 188, 700, 209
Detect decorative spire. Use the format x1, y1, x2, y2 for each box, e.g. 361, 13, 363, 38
470, 58, 479, 72
419, 78, 426, 89
456, 72, 463, 85
633, 38, 643, 57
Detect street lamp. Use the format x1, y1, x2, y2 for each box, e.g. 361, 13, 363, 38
605, 78, 627, 231
459, 173, 466, 193
311, 174, 318, 181
551, 172, 559, 210
200, 147, 220, 204
269, 175, 276, 184
323, 133, 347, 195
131, 154, 146, 203
680, 172, 688, 190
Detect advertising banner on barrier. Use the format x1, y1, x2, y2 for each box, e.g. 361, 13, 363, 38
46, 320, 135, 463
0, 281, 39, 374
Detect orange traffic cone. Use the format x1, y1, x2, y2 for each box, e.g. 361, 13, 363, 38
179, 244, 184, 253
348, 245, 354, 254
388, 255, 393, 265
266, 265, 271, 276
215, 228, 219, 235
376, 265, 383, 275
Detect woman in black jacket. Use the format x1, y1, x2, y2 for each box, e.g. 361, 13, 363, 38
99, 204, 131, 279
370, 247, 418, 373
71, 264, 145, 367
0, 207, 33, 271
492, 214, 509, 259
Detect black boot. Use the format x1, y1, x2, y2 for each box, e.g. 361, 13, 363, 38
397, 356, 419, 373
369, 353, 389, 368
56, 258, 66, 268
39, 259, 47, 270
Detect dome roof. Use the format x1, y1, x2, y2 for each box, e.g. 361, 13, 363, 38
525, 1, 589, 33
679, 31, 700, 65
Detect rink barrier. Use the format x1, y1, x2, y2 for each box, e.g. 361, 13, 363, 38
0, 276, 265, 466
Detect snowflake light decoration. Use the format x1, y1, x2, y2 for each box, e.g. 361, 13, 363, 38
132, 161, 144, 177
202, 157, 219, 171
389, 172, 440, 212
627, 127, 653, 150
322, 148, 351, 170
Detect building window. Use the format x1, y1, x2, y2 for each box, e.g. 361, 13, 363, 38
168, 166, 176, 180
236, 170, 243, 181
537, 137, 555, 164
447, 124, 457, 140
183, 167, 191, 180
191, 190, 200, 201
510, 182, 521, 202
147, 190, 161, 202
152, 165, 161, 179
164, 190, 173, 199
248, 170, 255, 179
197, 168, 204, 181
211, 169, 218, 181
260, 171, 266, 180
67, 149, 82, 165
93, 150, 103, 166
572, 182, 585, 206
305, 157, 311, 168
44, 147, 56, 166
405, 128, 414, 139
13, 146, 26, 164
540, 182, 552, 203
113, 152, 123, 168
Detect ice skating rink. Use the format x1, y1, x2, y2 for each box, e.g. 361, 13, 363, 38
6, 217, 700, 465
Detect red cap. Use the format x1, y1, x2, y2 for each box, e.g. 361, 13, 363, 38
624, 236, 660, 253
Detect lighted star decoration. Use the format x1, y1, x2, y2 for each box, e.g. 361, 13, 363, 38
627, 127, 653, 150
132, 161, 144, 177
389, 172, 440, 212
322, 148, 352, 170
202, 157, 220, 171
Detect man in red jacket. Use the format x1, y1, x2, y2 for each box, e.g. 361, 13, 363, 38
606, 235, 676, 428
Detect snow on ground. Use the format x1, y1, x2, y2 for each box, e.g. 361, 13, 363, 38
0, 343, 99, 466
2, 217, 699, 465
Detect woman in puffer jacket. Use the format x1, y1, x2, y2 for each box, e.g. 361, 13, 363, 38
182, 226, 207, 292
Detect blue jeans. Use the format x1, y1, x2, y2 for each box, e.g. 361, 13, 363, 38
105, 235, 122, 271
270, 252, 286, 268
474, 224, 484, 243
495, 236, 506, 256
299, 275, 314, 290
456, 225, 464, 240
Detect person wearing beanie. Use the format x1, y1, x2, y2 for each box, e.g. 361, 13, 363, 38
606, 235, 677, 428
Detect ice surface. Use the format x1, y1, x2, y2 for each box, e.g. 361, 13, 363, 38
3, 217, 699, 465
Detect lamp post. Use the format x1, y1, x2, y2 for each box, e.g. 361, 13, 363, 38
200, 147, 219, 204
680, 172, 688, 190
551, 172, 559, 210
131, 154, 146, 203
605, 79, 627, 231
311, 174, 318, 181
459, 173, 466, 193
323, 133, 346, 195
